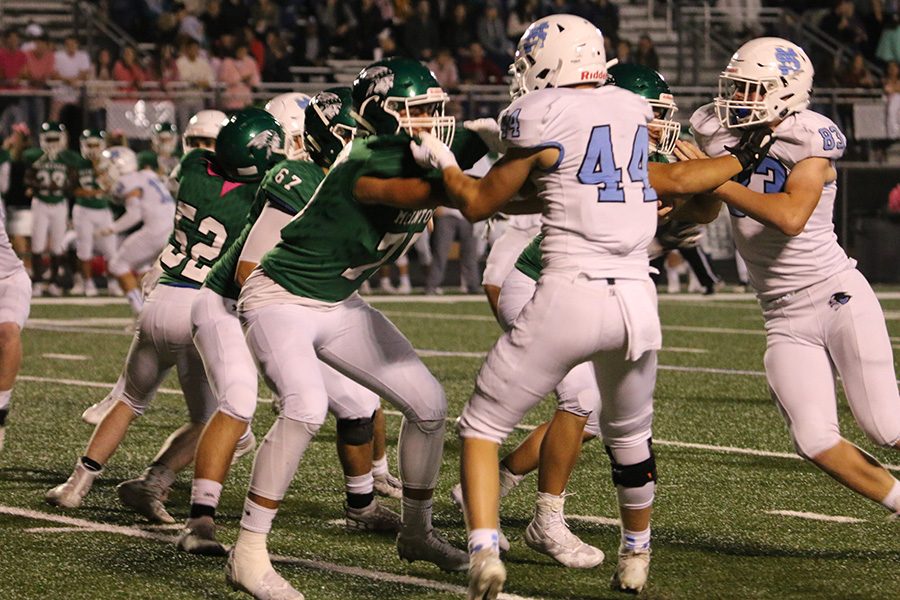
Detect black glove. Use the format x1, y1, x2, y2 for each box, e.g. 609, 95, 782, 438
725, 127, 776, 174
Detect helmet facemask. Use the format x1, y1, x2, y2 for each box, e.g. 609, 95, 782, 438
715, 73, 778, 128
648, 95, 680, 155
40, 133, 67, 158
383, 88, 455, 146
285, 130, 309, 162
80, 137, 105, 162
153, 131, 178, 157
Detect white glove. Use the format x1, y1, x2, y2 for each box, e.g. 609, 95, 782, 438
409, 132, 459, 171
463, 118, 507, 154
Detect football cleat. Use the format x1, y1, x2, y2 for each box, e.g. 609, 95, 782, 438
611, 546, 651, 594
70, 276, 85, 296
345, 499, 401, 532
81, 394, 117, 425
117, 474, 175, 524
397, 528, 469, 572
31, 282, 45, 297
467, 548, 506, 600
46, 283, 62, 297
373, 471, 402, 499
176, 516, 227, 556
107, 279, 124, 297
232, 430, 257, 464
226, 550, 304, 600
46, 460, 100, 508
84, 279, 99, 297
524, 494, 604, 568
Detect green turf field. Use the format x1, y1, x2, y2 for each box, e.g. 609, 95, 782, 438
1, 292, 898, 599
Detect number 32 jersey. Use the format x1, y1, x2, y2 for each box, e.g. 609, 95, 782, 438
690, 104, 853, 300
499, 86, 658, 280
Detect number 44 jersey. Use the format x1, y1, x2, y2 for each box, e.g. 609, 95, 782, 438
158, 149, 257, 287
499, 86, 658, 280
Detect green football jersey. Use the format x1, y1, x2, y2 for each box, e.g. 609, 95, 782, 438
158, 149, 257, 288
24, 148, 78, 204
72, 155, 111, 210
514, 153, 670, 282
204, 159, 325, 300
260, 135, 447, 303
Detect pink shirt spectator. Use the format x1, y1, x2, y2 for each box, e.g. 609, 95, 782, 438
113, 48, 148, 97
23, 47, 55, 87
218, 48, 260, 110
0, 47, 27, 87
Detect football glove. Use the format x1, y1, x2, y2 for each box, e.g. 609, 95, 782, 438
409, 132, 459, 171
725, 127, 776, 174
463, 118, 507, 154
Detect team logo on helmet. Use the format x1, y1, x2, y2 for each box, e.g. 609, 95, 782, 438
521, 21, 549, 53
317, 92, 342, 120
774, 47, 801, 76
294, 96, 311, 110
364, 66, 395, 97
247, 130, 283, 158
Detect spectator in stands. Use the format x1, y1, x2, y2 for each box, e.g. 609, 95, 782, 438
113, 46, 148, 97
822, 0, 869, 52
616, 39, 633, 64
21, 35, 55, 136
316, 0, 358, 59
861, 0, 887, 58
154, 43, 180, 89
877, 12, 900, 63
251, 0, 282, 36
0, 30, 28, 137
174, 1, 206, 44
374, 30, 398, 61
86, 47, 115, 130
242, 27, 266, 72
51, 35, 91, 130
507, 0, 541, 44
175, 39, 214, 129
576, 0, 620, 45
218, 44, 260, 111
203, 0, 230, 43
295, 19, 324, 68
357, 0, 390, 59
839, 51, 878, 87
883, 60, 900, 94
428, 48, 460, 91
262, 31, 292, 83
478, 2, 515, 67
404, 0, 440, 61
459, 41, 505, 84
635, 34, 660, 71
442, 3, 474, 58
221, 0, 251, 32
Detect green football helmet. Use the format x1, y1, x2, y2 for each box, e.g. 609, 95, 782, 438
152, 122, 179, 156
215, 107, 286, 183
80, 128, 106, 162
350, 57, 455, 146
40, 121, 68, 158
304, 87, 358, 168
608, 63, 680, 156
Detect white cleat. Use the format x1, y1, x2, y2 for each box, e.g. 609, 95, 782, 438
226, 550, 304, 600
611, 546, 651, 594
373, 471, 402, 499
176, 516, 227, 556
46, 461, 100, 508
46, 283, 63, 297
107, 279, 124, 297
397, 528, 469, 572
345, 499, 401, 532
117, 477, 175, 524
467, 548, 506, 600
31, 282, 45, 298
524, 494, 604, 568
232, 431, 257, 464
396, 280, 412, 295
84, 279, 99, 297
81, 395, 117, 425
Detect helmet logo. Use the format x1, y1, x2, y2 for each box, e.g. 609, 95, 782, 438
247, 129, 283, 158
522, 22, 549, 53
774, 47, 801, 76
364, 66, 395, 97
294, 97, 311, 110
317, 92, 342, 120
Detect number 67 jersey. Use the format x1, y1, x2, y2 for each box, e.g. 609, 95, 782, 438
499, 85, 658, 279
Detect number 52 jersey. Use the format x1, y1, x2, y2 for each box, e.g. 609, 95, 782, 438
499, 85, 657, 280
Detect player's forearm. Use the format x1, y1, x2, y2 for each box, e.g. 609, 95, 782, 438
652, 156, 743, 197
443, 167, 510, 222
669, 194, 722, 224
713, 182, 804, 236
110, 204, 142, 232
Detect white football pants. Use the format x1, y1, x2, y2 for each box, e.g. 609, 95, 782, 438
30, 198, 67, 255
72, 205, 116, 262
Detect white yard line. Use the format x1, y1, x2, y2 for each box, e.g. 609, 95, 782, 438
0, 505, 539, 600
41, 353, 89, 361
660, 347, 708, 354
29, 317, 132, 326
565, 515, 620, 527
764, 510, 866, 524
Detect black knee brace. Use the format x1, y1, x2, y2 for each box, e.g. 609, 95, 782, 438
336, 414, 375, 446
605, 440, 657, 488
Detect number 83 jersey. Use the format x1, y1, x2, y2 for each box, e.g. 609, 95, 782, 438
159, 149, 257, 288
499, 86, 658, 279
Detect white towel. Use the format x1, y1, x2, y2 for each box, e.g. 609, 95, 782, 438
615, 281, 662, 362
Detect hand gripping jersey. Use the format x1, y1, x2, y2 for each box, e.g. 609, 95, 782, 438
260, 133, 487, 303
114, 170, 176, 235
158, 149, 257, 288
204, 158, 325, 300
72, 155, 112, 210
23, 148, 78, 204
500, 86, 658, 279
690, 104, 853, 299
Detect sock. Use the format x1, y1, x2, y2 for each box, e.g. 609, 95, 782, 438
399, 273, 411, 287
372, 455, 389, 477
621, 527, 651, 552
240, 498, 278, 534
0, 389, 11, 412
468, 528, 499, 554
126, 288, 143, 315
345, 472, 374, 509
881, 479, 900, 513
379, 276, 392, 289
498, 463, 524, 498
81, 456, 103, 472
190, 478, 223, 518
400, 496, 432, 535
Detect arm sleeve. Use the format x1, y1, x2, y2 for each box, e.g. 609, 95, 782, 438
238, 202, 293, 266
110, 194, 143, 232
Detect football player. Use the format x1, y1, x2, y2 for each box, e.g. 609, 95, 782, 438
182, 110, 226, 152
23, 121, 76, 296
44, 110, 284, 523
410, 16, 776, 598
150, 121, 180, 180
70, 129, 116, 297
225, 58, 485, 599
691, 38, 900, 518
178, 89, 401, 558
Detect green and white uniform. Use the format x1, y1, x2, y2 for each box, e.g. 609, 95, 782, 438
24, 148, 77, 255
72, 154, 117, 262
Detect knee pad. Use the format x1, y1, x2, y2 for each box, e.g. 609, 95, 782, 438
398, 418, 445, 490
336, 413, 375, 446
606, 440, 657, 510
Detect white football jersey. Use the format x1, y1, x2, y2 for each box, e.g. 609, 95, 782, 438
500, 86, 658, 279
691, 104, 854, 300
503, 214, 541, 235
115, 170, 176, 235
0, 198, 24, 278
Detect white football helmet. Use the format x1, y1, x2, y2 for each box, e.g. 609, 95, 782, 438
79, 129, 106, 162
39, 122, 68, 159
97, 146, 138, 191
511, 14, 607, 97
265, 93, 311, 161
151, 122, 179, 157
715, 37, 813, 129
183, 110, 227, 151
